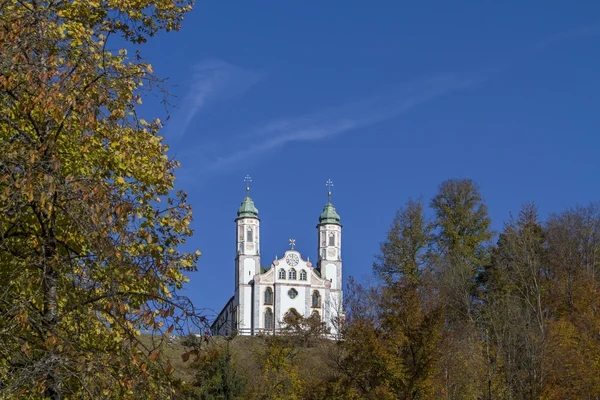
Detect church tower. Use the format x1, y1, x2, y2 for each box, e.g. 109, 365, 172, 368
211, 177, 345, 337
234, 176, 260, 334
317, 180, 342, 292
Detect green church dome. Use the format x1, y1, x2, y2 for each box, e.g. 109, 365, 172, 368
319, 201, 340, 225
237, 195, 259, 218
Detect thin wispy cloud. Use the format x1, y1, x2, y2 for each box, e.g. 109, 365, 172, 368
172, 24, 599, 185
166, 59, 263, 141
201, 73, 481, 172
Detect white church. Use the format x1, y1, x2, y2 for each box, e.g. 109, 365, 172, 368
211, 180, 344, 337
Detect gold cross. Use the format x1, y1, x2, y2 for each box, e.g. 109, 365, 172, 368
289, 239, 296, 249
326, 179, 334, 202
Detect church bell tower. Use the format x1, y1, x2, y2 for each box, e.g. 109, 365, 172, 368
317, 179, 342, 291
234, 175, 260, 334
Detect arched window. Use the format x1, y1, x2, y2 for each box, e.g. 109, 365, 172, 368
289, 268, 296, 280
265, 308, 273, 330
247, 227, 253, 242
299, 270, 307, 281
311, 310, 320, 321
312, 291, 321, 307
278, 269, 286, 279
264, 287, 273, 305
328, 232, 335, 246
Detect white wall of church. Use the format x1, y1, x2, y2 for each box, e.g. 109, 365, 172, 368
324, 263, 338, 289
243, 258, 255, 284
279, 285, 307, 317
240, 285, 252, 333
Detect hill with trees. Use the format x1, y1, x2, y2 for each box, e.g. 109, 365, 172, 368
173, 179, 600, 399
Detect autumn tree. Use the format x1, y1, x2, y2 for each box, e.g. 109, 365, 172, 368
244, 335, 302, 400
374, 199, 442, 398
482, 202, 600, 399
484, 204, 548, 399
429, 179, 493, 398
0, 0, 203, 398
542, 204, 600, 398
279, 310, 329, 348
334, 181, 600, 400
337, 200, 442, 399
430, 179, 493, 323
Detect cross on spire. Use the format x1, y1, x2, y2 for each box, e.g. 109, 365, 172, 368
244, 175, 252, 193
289, 239, 296, 250
326, 179, 334, 202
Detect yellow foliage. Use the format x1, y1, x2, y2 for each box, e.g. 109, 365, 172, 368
0, 0, 200, 398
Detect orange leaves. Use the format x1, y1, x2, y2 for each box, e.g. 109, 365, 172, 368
181, 352, 190, 362
148, 349, 160, 361
15, 309, 29, 326
181, 349, 198, 363
164, 359, 173, 374
21, 342, 31, 357
0, 0, 201, 396
43, 334, 63, 351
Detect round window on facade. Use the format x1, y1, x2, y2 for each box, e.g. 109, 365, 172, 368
288, 288, 298, 299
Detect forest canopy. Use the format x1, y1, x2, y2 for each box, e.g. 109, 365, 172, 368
338, 179, 600, 399
178, 179, 600, 400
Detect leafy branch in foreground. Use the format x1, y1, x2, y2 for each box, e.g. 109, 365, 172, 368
0, 0, 203, 398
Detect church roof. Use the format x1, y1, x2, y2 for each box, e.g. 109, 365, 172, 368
237, 194, 258, 218
319, 201, 340, 225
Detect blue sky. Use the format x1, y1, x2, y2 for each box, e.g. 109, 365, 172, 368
134, 1, 600, 320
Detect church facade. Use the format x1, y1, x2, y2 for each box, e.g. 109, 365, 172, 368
211, 186, 343, 337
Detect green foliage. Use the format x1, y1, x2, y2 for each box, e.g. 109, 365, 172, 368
180, 333, 204, 348
430, 179, 493, 312
374, 198, 431, 285
189, 346, 244, 400
431, 179, 493, 262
